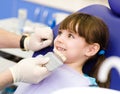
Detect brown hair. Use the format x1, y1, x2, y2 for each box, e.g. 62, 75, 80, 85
59, 12, 110, 88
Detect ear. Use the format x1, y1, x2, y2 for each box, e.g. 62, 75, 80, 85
85, 43, 100, 57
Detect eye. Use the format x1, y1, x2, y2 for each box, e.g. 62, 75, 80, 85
58, 30, 62, 35
68, 33, 75, 38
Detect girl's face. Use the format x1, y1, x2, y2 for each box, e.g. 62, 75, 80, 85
54, 30, 90, 64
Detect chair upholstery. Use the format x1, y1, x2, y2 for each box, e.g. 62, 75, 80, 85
33, 0, 120, 91
79, 0, 120, 90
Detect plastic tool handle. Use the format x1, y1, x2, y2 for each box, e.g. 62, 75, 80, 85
44, 52, 63, 71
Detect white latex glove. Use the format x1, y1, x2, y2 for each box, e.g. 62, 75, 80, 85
9, 55, 51, 84
24, 27, 53, 51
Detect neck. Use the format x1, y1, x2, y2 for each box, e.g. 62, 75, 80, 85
66, 63, 84, 74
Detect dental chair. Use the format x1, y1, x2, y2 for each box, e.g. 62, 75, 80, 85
79, 0, 120, 91
33, 0, 120, 91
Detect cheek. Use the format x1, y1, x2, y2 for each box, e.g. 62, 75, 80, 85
65, 42, 86, 62
65, 46, 81, 61
67, 43, 82, 54
67, 49, 80, 58
53, 38, 57, 46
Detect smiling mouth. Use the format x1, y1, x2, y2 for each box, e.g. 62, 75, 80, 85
56, 46, 66, 51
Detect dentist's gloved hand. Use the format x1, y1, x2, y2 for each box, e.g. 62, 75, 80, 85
9, 55, 51, 84
24, 27, 53, 51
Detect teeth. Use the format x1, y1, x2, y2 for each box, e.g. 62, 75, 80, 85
53, 48, 66, 62
57, 47, 65, 51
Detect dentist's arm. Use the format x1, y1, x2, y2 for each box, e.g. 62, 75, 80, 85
0, 27, 53, 51
0, 55, 50, 90
0, 69, 13, 90
0, 28, 21, 48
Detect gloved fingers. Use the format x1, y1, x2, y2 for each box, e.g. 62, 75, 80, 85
17, 57, 46, 65
31, 39, 52, 51
34, 27, 53, 40
32, 66, 51, 83
40, 40, 53, 48
18, 58, 34, 64
34, 27, 52, 34
34, 66, 51, 77
40, 32, 53, 40
28, 37, 53, 51
34, 66, 48, 75
34, 56, 50, 65
27, 26, 53, 51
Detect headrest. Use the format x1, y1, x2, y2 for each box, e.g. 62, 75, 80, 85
108, 0, 120, 16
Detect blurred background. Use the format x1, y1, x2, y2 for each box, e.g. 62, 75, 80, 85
0, 0, 108, 28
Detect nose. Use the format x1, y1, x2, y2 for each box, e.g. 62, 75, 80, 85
55, 34, 66, 43
98, 56, 120, 82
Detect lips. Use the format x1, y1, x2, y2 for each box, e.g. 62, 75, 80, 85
55, 45, 66, 51
56, 46, 66, 51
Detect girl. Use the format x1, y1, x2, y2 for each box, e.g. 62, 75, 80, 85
14, 12, 110, 94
